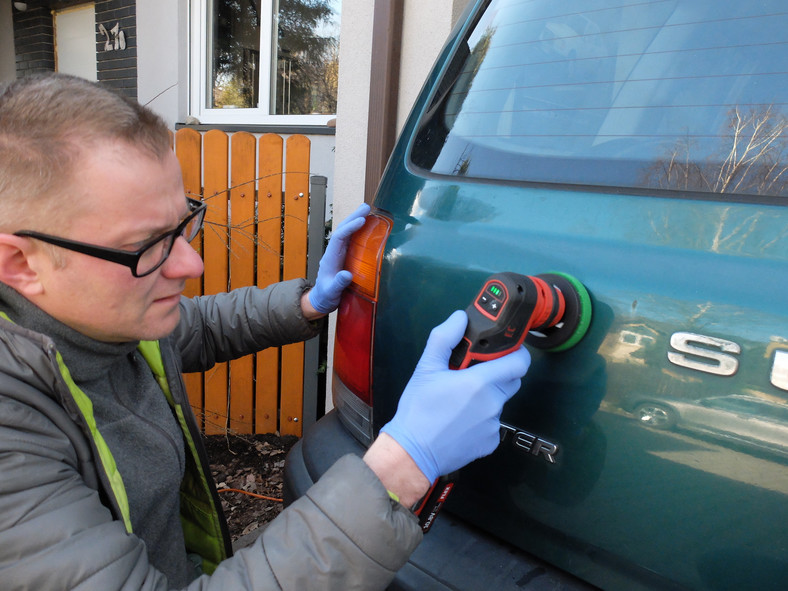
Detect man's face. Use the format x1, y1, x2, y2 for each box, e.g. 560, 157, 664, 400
29, 140, 205, 342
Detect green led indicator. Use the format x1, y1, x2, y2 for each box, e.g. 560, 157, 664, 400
489, 285, 502, 297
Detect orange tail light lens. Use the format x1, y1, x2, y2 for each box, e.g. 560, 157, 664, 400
333, 213, 392, 406
342, 213, 392, 299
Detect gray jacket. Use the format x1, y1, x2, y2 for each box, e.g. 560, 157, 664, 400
0, 280, 422, 590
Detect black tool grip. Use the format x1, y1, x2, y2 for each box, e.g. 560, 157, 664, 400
414, 473, 457, 533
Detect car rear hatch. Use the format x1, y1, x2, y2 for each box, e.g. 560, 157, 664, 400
334, 1, 788, 589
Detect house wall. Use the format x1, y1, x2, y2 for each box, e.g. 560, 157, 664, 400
136, 0, 182, 126
95, 0, 138, 98
0, 1, 15, 83
8, 0, 137, 97
11, 2, 55, 77
397, 0, 472, 130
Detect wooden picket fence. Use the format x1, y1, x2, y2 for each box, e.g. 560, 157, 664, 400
174, 128, 319, 437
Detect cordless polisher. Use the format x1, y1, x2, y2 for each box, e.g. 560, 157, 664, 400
415, 271, 593, 532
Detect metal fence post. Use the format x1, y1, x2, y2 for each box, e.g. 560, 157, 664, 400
303, 175, 327, 432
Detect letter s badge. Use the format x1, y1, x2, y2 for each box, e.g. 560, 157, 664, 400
668, 332, 740, 376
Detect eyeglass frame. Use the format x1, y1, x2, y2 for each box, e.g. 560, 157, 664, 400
13, 197, 207, 278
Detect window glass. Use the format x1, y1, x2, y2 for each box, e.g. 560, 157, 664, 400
274, 0, 340, 114
208, 0, 340, 115
212, 0, 260, 108
411, 0, 788, 198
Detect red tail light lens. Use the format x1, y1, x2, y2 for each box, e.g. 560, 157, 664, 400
334, 294, 375, 404
333, 213, 392, 406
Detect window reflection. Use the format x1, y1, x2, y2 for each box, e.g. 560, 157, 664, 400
210, 0, 340, 115
212, 0, 261, 109
411, 0, 788, 198
274, 0, 340, 115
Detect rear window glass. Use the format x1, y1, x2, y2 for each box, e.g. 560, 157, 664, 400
411, 0, 788, 198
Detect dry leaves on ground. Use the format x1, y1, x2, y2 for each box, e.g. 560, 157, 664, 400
204, 433, 298, 541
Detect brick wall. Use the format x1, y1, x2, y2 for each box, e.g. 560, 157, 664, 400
12, 0, 138, 99
95, 0, 137, 99
13, 3, 55, 76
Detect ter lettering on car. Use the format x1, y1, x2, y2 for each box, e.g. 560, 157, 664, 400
500, 423, 559, 464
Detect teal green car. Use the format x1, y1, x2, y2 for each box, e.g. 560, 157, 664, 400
285, 1, 788, 588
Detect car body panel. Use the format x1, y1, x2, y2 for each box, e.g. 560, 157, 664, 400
369, 156, 788, 591
370, 1, 788, 586
628, 395, 788, 457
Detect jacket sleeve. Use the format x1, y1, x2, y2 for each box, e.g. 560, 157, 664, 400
173, 279, 323, 373
1, 387, 421, 591
0, 387, 172, 591
194, 454, 424, 591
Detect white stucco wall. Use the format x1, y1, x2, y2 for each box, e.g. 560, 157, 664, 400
397, 0, 472, 129
136, 0, 183, 128
325, 0, 374, 410
331, 0, 375, 223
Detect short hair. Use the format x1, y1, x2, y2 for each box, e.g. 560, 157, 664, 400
0, 73, 172, 233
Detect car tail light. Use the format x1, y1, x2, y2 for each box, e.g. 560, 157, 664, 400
333, 212, 392, 446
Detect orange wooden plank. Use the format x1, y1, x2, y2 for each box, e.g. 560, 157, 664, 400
201, 130, 231, 435
280, 135, 311, 436
255, 134, 285, 434
174, 129, 205, 426
257, 134, 285, 288
203, 129, 230, 296
229, 132, 257, 434
282, 135, 311, 282
175, 129, 204, 298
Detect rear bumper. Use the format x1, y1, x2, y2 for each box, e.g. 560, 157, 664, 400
284, 411, 597, 591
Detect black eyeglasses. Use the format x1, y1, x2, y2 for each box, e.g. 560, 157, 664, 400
14, 197, 207, 277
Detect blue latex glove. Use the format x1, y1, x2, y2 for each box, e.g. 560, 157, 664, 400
380, 310, 531, 482
308, 203, 371, 314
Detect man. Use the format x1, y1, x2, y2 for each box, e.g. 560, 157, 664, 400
0, 73, 530, 590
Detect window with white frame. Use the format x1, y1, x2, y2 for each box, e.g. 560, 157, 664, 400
190, 0, 340, 125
